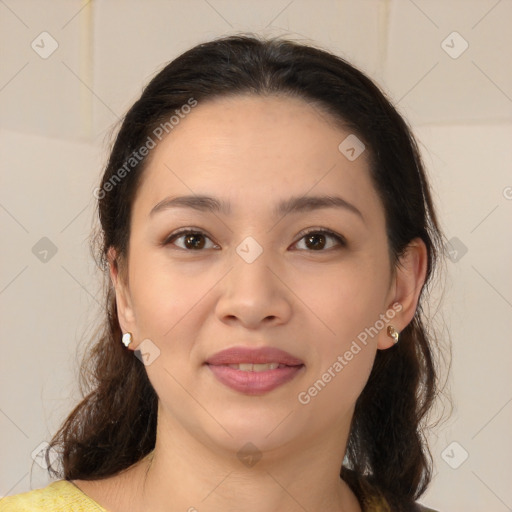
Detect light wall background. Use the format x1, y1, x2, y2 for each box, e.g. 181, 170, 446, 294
1, 1, 511, 511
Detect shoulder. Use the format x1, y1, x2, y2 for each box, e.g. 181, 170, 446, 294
341, 468, 440, 512
0, 480, 108, 512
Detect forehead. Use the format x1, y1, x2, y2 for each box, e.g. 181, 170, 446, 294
132, 94, 381, 221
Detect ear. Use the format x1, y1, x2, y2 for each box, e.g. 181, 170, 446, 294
107, 247, 137, 346
377, 238, 428, 350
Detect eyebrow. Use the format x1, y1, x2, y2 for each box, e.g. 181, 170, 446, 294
149, 194, 364, 222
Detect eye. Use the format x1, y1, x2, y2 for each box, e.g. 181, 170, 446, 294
163, 229, 219, 251
292, 228, 346, 251
163, 227, 346, 252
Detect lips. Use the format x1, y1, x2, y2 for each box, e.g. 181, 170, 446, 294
205, 346, 304, 367
205, 346, 304, 395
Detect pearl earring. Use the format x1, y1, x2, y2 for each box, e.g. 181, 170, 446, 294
122, 332, 133, 347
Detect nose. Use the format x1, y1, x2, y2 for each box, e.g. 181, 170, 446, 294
215, 253, 293, 330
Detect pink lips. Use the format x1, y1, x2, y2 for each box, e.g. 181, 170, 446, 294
205, 346, 305, 395
206, 346, 304, 366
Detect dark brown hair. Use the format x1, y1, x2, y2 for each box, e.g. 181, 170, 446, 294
46, 34, 447, 511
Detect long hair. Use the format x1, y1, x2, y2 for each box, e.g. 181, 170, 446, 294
46, 34, 447, 511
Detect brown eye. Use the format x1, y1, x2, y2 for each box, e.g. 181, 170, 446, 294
183, 233, 206, 249
165, 230, 218, 251
294, 229, 346, 251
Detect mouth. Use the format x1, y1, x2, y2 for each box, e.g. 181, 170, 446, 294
205, 345, 304, 366
205, 346, 305, 395
223, 362, 295, 371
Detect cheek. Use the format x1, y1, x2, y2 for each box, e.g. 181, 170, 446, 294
299, 344, 376, 412
293, 254, 391, 341
127, 247, 213, 341
295, 271, 384, 412
293, 256, 389, 400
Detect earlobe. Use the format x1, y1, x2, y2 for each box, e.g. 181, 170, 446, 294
376, 303, 403, 350
377, 238, 428, 350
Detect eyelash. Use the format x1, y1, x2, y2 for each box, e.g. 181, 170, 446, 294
163, 227, 346, 252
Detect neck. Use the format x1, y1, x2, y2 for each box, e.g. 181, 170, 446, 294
122, 407, 362, 512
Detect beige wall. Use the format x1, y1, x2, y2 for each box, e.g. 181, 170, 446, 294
1, 1, 511, 510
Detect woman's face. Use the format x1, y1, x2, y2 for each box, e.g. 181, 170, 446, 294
113, 94, 407, 457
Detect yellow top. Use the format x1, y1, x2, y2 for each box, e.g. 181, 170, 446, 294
0, 481, 107, 512
0, 479, 436, 511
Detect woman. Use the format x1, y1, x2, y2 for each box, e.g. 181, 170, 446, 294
2, 34, 445, 512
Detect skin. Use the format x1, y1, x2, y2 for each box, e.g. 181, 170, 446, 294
73, 94, 427, 512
